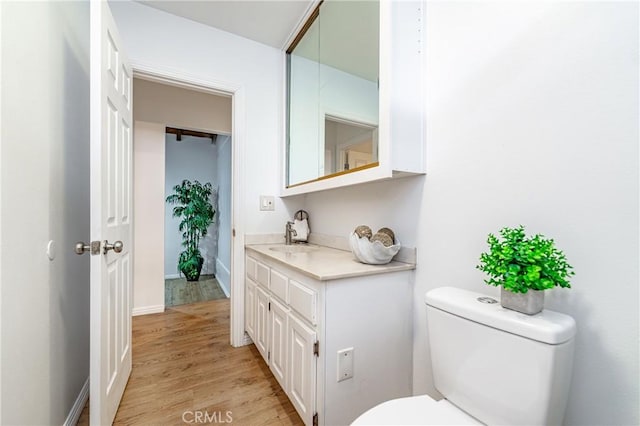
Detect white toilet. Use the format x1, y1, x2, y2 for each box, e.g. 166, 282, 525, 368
353, 286, 576, 425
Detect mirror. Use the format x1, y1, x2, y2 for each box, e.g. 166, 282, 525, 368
287, 0, 379, 187
324, 116, 378, 174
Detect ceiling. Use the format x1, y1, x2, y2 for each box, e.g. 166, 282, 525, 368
136, 0, 315, 49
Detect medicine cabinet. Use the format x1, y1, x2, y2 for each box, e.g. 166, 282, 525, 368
283, 0, 426, 196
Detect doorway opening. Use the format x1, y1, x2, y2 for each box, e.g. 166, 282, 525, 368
164, 126, 231, 307
130, 67, 247, 347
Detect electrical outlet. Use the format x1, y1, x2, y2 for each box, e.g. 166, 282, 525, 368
259, 195, 275, 211
337, 347, 354, 382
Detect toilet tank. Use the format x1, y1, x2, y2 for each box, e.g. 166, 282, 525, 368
425, 287, 576, 426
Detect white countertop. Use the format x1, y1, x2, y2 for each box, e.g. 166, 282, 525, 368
245, 243, 415, 281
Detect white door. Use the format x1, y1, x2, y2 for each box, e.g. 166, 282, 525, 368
270, 298, 289, 391
288, 314, 317, 426
90, 1, 133, 424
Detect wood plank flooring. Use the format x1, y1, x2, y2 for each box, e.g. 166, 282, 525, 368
164, 275, 227, 307
77, 299, 302, 426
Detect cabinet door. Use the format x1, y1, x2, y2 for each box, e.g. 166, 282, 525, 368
255, 286, 270, 363
269, 298, 289, 391
245, 278, 257, 340
288, 313, 317, 426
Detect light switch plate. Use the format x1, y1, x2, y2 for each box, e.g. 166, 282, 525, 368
337, 347, 354, 382
259, 195, 275, 211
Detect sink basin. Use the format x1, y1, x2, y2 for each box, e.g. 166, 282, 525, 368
269, 245, 318, 254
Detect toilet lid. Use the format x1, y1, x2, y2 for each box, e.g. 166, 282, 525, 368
351, 395, 482, 425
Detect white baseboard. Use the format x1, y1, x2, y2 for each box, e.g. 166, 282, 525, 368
164, 273, 181, 279
132, 304, 165, 316
215, 258, 231, 297
64, 377, 89, 426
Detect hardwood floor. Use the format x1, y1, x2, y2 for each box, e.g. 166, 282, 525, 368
77, 299, 302, 426
165, 275, 227, 307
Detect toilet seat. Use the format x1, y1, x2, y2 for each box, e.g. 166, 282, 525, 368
351, 395, 481, 425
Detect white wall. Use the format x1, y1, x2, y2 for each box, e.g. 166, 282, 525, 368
133, 121, 165, 314
304, 2, 639, 425
134, 77, 231, 134
165, 134, 218, 277
0, 1, 90, 423
216, 135, 232, 294
111, 1, 305, 238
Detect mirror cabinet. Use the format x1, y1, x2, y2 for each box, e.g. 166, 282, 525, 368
284, 0, 426, 196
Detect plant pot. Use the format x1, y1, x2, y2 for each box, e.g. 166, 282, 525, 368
182, 258, 204, 282
500, 287, 544, 315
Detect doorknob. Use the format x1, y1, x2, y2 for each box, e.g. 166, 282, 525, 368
75, 242, 89, 255
75, 241, 101, 255
103, 240, 123, 254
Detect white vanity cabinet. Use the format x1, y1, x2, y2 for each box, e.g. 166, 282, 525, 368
269, 296, 289, 390
244, 250, 413, 426
255, 286, 270, 361
245, 255, 319, 425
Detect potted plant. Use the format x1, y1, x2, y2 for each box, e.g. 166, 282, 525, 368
476, 225, 574, 315
166, 180, 216, 281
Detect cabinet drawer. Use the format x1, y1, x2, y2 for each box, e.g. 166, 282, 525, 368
246, 256, 257, 281
270, 269, 288, 303
289, 280, 317, 325
256, 261, 270, 289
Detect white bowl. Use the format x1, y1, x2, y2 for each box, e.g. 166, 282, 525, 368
349, 232, 401, 265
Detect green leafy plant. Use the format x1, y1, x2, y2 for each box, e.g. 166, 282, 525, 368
166, 180, 216, 281
476, 225, 574, 294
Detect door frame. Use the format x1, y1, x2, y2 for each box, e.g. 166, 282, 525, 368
132, 62, 246, 347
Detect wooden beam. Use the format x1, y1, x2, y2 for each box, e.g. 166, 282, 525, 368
166, 127, 217, 144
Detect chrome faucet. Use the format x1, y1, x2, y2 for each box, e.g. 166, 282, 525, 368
285, 221, 297, 245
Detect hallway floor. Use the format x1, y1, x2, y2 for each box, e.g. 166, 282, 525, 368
165, 274, 227, 307
78, 299, 302, 425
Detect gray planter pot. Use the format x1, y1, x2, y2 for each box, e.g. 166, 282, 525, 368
501, 287, 544, 315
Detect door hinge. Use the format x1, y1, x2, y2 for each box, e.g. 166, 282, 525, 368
232, 228, 236, 237
268, 302, 271, 311
268, 351, 270, 360
313, 340, 319, 357
312, 412, 318, 426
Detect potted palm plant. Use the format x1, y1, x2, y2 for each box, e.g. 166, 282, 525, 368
166, 180, 216, 281
476, 225, 574, 315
